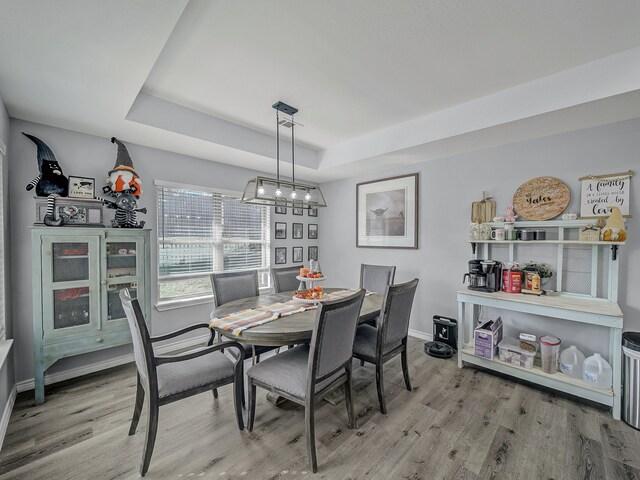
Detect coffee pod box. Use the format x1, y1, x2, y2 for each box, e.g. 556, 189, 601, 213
474, 317, 503, 359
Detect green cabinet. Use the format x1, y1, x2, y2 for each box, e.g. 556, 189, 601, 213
32, 227, 151, 404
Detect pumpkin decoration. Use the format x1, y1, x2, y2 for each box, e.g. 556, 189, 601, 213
601, 206, 626, 242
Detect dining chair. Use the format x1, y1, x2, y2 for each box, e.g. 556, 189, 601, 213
271, 265, 304, 293
119, 289, 245, 477
246, 289, 366, 473
352, 278, 419, 414
360, 263, 396, 294
210, 270, 279, 362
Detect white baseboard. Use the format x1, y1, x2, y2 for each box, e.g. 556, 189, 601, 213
408, 329, 433, 342
16, 333, 210, 393
0, 384, 17, 452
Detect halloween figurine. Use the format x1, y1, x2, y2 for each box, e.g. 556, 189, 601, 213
102, 137, 146, 228
23, 133, 68, 197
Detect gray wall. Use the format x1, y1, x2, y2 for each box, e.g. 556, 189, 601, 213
8, 119, 300, 383
0, 92, 14, 426
318, 118, 640, 359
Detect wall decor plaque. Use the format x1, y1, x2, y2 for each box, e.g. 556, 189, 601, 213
579, 170, 633, 218
513, 176, 570, 221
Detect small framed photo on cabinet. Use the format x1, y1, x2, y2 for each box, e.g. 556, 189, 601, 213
68, 176, 95, 199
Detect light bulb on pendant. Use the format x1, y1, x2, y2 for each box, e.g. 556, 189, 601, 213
257, 184, 265, 195
290, 190, 297, 199
275, 188, 282, 197
304, 192, 311, 201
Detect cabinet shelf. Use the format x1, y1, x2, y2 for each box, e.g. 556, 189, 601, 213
460, 345, 613, 406
469, 240, 625, 246
56, 255, 89, 259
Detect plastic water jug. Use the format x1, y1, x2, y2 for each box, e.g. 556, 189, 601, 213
560, 345, 585, 379
583, 353, 613, 389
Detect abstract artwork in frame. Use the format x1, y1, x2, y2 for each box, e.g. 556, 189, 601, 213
275, 222, 287, 239
308, 223, 318, 239
293, 246, 303, 263
292, 222, 303, 239
356, 173, 418, 249
308, 245, 318, 261
275, 247, 287, 265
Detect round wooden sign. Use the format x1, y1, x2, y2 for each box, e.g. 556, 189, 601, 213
513, 177, 570, 221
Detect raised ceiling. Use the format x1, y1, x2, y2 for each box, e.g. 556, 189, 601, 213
1, 0, 640, 181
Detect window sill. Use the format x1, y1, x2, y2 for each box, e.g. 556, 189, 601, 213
0, 339, 13, 371
155, 287, 273, 312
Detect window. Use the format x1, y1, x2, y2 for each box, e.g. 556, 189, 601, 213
156, 183, 271, 303
0, 148, 5, 341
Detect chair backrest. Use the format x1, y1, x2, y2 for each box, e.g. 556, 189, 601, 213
360, 264, 396, 294
378, 278, 419, 346
120, 289, 155, 392
307, 290, 366, 387
271, 265, 303, 293
211, 270, 259, 307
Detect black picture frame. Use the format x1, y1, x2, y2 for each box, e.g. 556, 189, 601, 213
308, 208, 318, 217
308, 246, 318, 261
293, 246, 303, 263
293, 207, 303, 216
275, 247, 287, 265
275, 222, 287, 239
308, 223, 318, 239
292, 222, 303, 239
68, 176, 95, 199
275, 205, 287, 215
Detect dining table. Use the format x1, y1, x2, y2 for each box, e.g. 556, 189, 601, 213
209, 288, 384, 406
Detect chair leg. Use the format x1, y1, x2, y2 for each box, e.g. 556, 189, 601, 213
305, 397, 318, 473
140, 399, 159, 477
360, 359, 365, 367
345, 369, 357, 429
233, 379, 244, 431
213, 388, 219, 399
247, 378, 257, 431
375, 361, 387, 415
129, 373, 145, 436
401, 345, 412, 392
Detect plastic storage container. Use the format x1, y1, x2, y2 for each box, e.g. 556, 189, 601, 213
540, 335, 561, 374
498, 337, 538, 369
583, 353, 613, 389
560, 345, 585, 379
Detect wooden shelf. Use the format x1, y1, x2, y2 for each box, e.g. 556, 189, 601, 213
485, 220, 594, 228
457, 290, 622, 326
460, 345, 613, 406
469, 240, 625, 246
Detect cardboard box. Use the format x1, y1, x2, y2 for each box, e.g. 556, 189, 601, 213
474, 317, 503, 359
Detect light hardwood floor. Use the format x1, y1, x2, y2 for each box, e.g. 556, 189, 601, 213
1, 337, 640, 479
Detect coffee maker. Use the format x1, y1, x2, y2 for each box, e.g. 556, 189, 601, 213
463, 259, 502, 292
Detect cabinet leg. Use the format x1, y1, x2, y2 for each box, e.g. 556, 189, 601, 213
35, 364, 45, 405
611, 327, 622, 420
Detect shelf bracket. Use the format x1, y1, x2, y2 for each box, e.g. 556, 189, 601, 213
471, 242, 477, 255
611, 245, 619, 261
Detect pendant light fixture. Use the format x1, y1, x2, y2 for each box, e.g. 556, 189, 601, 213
241, 101, 327, 209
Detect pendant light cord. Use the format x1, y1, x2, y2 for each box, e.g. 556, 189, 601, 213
291, 116, 295, 185
276, 112, 280, 182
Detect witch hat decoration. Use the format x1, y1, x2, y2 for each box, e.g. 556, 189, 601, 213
23, 132, 57, 172
23, 132, 68, 197
109, 137, 137, 175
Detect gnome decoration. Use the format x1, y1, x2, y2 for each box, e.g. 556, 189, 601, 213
601, 206, 627, 242
102, 137, 146, 228
23, 133, 68, 197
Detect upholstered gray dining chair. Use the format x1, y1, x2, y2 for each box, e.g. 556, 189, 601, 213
211, 270, 279, 362
120, 289, 245, 477
352, 278, 419, 414
246, 290, 366, 473
271, 265, 303, 293
360, 264, 396, 294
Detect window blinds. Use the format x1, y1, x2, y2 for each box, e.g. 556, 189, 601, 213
156, 185, 270, 300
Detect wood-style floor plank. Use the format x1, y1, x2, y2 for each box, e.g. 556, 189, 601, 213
2, 337, 640, 479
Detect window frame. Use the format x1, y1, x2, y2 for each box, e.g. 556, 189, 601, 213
0, 141, 6, 340
154, 180, 272, 310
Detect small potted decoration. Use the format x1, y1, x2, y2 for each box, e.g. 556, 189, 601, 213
523, 262, 553, 287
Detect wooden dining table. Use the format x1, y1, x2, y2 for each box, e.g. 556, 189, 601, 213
209, 288, 384, 348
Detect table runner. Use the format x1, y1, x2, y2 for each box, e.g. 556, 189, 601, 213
210, 288, 364, 336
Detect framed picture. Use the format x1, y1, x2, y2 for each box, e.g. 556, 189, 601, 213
275, 205, 287, 215
308, 208, 318, 217
275, 247, 287, 265
308, 245, 318, 261
275, 222, 287, 239
356, 173, 418, 249
308, 223, 318, 239
293, 206, 303, 216
292, 222, 303, 239
579, 170, 633, 218
68, 176, 95, 199
293, 246, 303, 263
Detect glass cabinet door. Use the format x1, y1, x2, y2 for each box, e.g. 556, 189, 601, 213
42, 236, 101, 340
102, 236, 144, 326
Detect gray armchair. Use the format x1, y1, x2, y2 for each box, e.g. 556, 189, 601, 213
210, 270, 279, 362
271, 265, 303, 293
352, 278, 419, 414
246, 289, 366, 473
120, 289, 245, 477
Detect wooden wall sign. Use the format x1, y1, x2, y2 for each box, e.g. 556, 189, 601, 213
579, 170, 633, 218
513, 176, 570, 221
